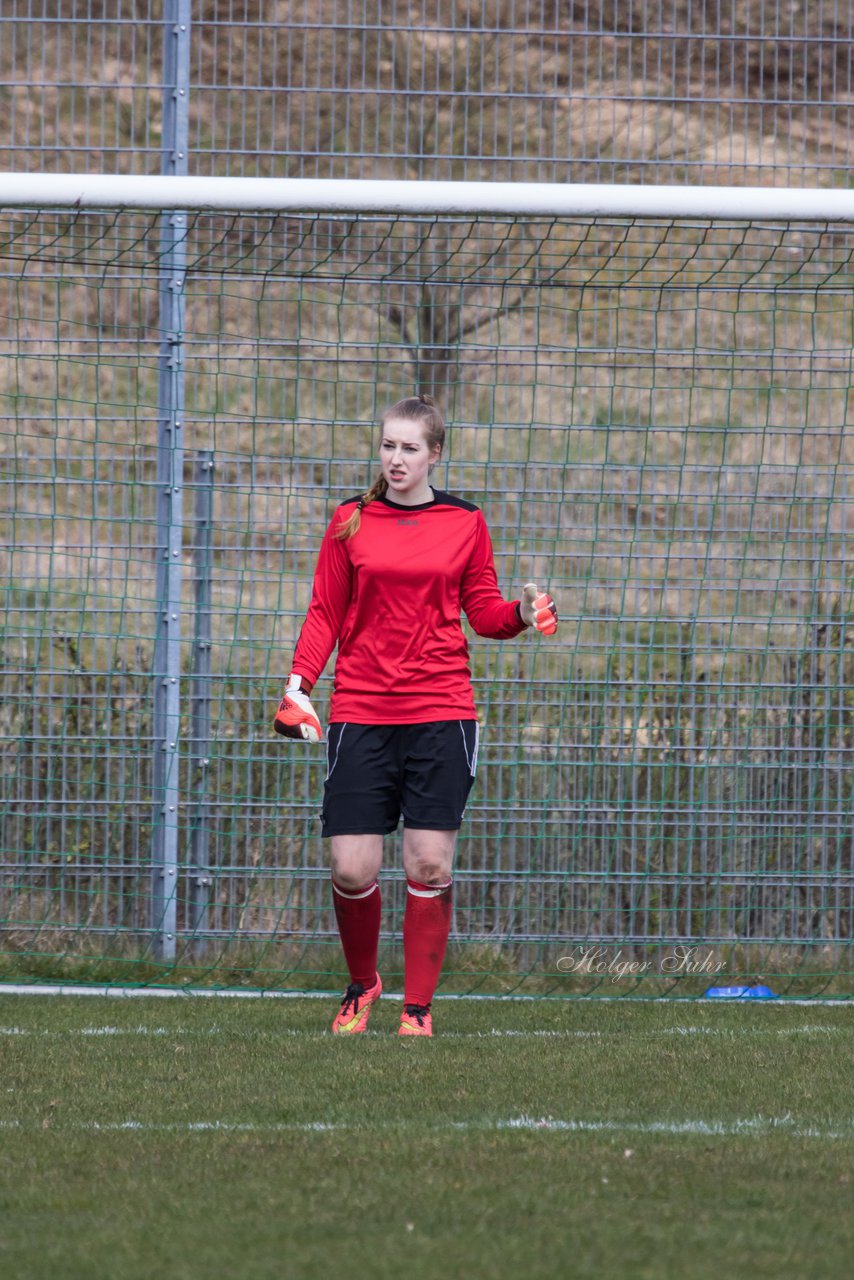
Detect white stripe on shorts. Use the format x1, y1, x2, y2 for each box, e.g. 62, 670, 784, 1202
459, 720, 479, 777
325, 723, 347, 781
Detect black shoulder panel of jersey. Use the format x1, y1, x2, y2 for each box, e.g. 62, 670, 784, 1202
338, 494, 364, 508
430, 490, 479, 513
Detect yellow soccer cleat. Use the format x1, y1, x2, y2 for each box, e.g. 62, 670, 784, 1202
331, 975, 382, 1034
398, 1003, 433, 1037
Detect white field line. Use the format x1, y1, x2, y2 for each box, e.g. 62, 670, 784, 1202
0, 1115, 850, 1139
0, 1024, 848, 1039
0, 983, 851, 1007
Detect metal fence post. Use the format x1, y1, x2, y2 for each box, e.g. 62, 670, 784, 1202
150, 0, 191, 961
188, 452, 214, 952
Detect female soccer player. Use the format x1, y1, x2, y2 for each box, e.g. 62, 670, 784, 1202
274, 394, 557, 1036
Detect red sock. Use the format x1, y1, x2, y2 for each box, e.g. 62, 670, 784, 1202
403, 877, 453, 1007
332, 878, 381, 989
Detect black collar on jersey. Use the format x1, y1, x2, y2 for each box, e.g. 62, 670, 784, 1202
345, 489, 478, 514
341, 489, 478, 514
376, 490, 438, 512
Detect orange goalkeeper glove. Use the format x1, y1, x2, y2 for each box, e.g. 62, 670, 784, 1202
273, 674, 323, 742
520, 582, 558, 635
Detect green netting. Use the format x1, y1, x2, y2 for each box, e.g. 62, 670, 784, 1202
1, 205, 852, 996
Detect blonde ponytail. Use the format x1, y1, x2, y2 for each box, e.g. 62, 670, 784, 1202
333, 474, 389, 541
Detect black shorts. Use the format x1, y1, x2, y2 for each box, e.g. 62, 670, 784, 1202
321, 720, 479, 837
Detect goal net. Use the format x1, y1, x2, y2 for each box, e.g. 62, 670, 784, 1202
1, 178, 852, 996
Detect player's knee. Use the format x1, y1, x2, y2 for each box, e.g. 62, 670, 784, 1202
403, 827, 457, 884
330, 851, 377, 893
331, 865, 375, 893
411, 857, 452, 886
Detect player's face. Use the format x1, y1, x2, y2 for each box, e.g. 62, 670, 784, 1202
379, 417, 441, 502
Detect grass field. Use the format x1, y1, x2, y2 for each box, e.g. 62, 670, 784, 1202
0, 994, 851, 1279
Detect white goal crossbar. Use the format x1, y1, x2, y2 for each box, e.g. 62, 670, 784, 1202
1, 174, 853, 220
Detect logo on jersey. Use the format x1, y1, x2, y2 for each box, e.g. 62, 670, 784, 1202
397, 517, 419, 526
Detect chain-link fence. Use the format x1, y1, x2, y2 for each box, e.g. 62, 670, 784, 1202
1, 5, 853, 989
2, 1, 852, 184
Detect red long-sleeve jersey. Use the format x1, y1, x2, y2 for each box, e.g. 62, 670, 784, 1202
291, 489, 526, 723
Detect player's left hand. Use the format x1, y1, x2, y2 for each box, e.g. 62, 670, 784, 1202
520, 582, 558, 635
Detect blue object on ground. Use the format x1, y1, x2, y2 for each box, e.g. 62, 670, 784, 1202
704, 984, 778, 999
